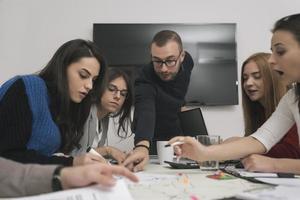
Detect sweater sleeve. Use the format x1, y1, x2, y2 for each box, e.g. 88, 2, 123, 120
0, 157, 57, 198
0, 79, 73, 166
133, 75, 157, 144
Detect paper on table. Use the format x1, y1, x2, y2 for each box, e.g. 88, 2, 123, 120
126, 172, 177, 186
255, 177, 300, 187
236, 185, 300, 200
9, 179, 133, 200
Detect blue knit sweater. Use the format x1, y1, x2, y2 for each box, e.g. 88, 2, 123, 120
0, 75, 61, 156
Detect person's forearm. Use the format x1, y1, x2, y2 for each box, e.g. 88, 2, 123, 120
134, 140, 150, 154
206, 136, 266, 161
221, 136, 242, 144
274, 159, 300, 174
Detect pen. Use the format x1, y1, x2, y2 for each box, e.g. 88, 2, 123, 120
277, 173, 295, 178
86, 147, 110, 164
164, 141, 184, 147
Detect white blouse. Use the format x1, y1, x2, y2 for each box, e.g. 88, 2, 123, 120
251, 88, 300, 151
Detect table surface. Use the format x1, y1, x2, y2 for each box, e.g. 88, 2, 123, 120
128, 158, 270, 200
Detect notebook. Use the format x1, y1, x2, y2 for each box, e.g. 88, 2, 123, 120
178, 108, 208, 137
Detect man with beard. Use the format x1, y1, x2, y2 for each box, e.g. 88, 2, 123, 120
123, 30, 194, 172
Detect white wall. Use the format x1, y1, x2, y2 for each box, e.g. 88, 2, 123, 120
1, 0, 300, 151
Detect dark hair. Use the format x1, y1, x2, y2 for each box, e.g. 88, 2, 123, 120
151, 30, 183, 52
39, 39, 106, 153
272, 14, 300, 114
100, 69, 132, 138
241, 53, 285, 136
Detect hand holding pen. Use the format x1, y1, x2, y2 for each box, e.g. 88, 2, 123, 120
86, 147, 109, 164
165, 141, 184, 162
73, 149, 107, 166
167, 136, 206, 162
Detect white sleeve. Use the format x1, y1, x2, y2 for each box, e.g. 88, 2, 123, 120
251, 89, 296, 151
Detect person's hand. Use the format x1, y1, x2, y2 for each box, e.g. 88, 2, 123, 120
168, 136, 206, 162
60, 163, 139, 189
123, 147, 149, 172
73, 153, 107, 166
242, 154, 277, 172
95, 146, 126, 164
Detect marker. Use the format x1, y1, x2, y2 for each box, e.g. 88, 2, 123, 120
277, 173, 295, 178
164, 141, 184, 147
86, 147, 109, 164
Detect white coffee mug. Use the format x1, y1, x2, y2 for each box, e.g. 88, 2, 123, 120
156, 141, 174, 165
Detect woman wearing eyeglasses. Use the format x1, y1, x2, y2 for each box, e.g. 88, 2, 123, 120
71, 69, 133, 164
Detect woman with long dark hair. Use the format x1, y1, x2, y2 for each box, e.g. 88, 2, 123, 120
0, 39, 107, 166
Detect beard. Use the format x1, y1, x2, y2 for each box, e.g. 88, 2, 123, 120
155, 63, 182, 81
156, 71, 178, 81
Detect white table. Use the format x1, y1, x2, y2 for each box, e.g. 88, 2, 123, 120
128, 159, 269, 200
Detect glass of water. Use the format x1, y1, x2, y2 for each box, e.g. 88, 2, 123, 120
196, 135, 220, 170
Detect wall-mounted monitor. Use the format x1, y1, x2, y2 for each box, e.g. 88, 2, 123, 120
93, 23, 238, 106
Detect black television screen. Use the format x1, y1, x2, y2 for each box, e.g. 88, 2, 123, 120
93, 23, 238, 106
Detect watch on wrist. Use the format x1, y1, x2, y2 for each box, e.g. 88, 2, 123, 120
52, 166, 64, 191
134, 144, 150, 152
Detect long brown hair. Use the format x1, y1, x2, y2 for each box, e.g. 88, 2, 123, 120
241, 52, 285, 136
39, 39, 107, 153
97, 69, 133, 138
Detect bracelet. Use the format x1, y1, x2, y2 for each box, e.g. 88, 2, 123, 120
134, 144, 150, 151
52, 166, 64, 191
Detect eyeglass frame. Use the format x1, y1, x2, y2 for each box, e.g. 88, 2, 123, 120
151, 51, 182, 68
107, 84, 128, 98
